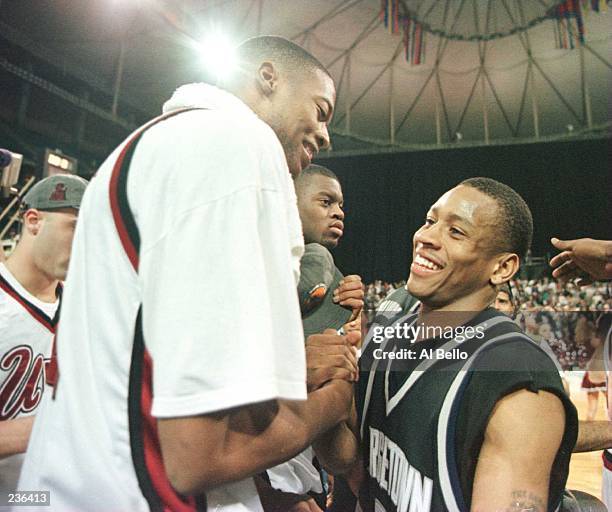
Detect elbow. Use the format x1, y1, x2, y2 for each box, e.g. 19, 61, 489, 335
165, 459, 223, 496
167, 468, 200, 497
320, 453, 359, 476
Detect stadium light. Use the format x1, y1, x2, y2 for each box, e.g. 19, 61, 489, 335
197, 30, 237, 80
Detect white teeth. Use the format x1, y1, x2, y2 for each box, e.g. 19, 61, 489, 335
415, 254, 441, 271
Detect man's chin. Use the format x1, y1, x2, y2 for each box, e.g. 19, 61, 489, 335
321, 238, 339, 250
407, 278, 429, 301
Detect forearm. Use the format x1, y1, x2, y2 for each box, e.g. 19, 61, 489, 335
313, 421, 360, 475
0, 416, 34, 459
472, 453, 550, 511
313, 399, 360, 475
574, 420, 612, 452
473, 488, 547, 512
159, 380, 353, 494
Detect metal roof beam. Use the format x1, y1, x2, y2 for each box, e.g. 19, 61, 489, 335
0, 57, 136, 131
0, 21, 151, 117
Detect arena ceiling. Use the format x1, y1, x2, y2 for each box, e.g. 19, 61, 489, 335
0, 0, 611, 157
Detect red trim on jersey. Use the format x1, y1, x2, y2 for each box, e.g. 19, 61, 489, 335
603, 450, 612, 471
109, 108, 197, 272
0, 274, 56, 333
109, 134, 141, 271
141, 349, 200, 511
113, 108, 206, 511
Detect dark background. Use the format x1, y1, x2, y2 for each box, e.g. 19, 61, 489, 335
317, 138, 611, 282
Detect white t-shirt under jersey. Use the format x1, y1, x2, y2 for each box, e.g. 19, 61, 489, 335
18, 84, 306, 511
0, 263, 58, 498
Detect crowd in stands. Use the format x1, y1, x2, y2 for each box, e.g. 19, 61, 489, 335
364, 277, 611, 371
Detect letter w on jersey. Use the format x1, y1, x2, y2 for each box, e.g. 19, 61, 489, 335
369, 427, 433, 512
0, 345, 49, 420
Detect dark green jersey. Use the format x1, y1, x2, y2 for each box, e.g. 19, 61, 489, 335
357, 308, 578, 512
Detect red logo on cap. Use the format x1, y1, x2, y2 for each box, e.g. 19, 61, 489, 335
49, 183, 67, 201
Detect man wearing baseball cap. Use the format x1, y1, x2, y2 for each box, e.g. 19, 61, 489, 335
0, 174, 87, 496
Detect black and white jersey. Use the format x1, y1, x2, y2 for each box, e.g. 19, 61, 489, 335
357, 307, 578, 512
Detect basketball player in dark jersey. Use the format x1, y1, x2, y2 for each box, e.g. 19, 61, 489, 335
316, 178, 578, 512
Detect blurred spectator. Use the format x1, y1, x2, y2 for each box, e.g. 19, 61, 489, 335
364, 276, 610, 370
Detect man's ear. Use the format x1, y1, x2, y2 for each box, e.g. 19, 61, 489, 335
490, 253, 520, 286
256, 61, 278, 96
22, 209, 43, 236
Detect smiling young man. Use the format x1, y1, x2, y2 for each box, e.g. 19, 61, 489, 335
17, 37, 357, 512
316, 177, 577, 512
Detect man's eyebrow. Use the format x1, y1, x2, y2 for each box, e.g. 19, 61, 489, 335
430, 206, 475, 227
317, 189, 342, 201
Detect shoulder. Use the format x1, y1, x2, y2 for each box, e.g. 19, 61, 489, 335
145, 108, 285, 163
128, 109, 291, 214
374, 287, 419, 325
474, 333, 560, 373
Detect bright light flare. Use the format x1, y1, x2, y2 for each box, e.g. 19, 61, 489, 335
197, 31, 238, 80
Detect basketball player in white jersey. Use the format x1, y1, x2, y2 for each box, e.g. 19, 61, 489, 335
0, 174, 87, 496
18, 36, 357, 512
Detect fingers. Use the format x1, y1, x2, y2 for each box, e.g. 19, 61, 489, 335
305, 337, 358, 371
337, 298, 364, 312
341, 274, 362, 283
551, 237, 572, 251
345, 330, 361, 347
333, 287, 364, 307
549, 250, 573, 269
306, 352, 358, 373
343, 318, 360, 332
309, 330, 354, 343
333, 282, 363, 301
551, 260, 578, 280
348, 307, 362, 323
306, 331, 360, 391
308, 367, 355, 385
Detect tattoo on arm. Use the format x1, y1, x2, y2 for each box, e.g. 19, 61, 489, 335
502, 490, 546, 512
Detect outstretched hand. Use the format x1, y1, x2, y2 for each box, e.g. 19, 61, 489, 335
549, 237, 612, 285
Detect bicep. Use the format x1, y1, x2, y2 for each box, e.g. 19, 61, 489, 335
157, 400, 280, 494
471, 389, 565, 512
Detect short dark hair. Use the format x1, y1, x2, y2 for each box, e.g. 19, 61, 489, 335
460, 177, 533, 260
297, 164, 339, 183
235, 36, 331, 81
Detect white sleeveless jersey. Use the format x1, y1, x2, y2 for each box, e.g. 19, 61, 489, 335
0, 263, 59, 495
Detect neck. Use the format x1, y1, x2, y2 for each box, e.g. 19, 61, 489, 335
4, 244, 58, 303
416, 287, 495, 338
